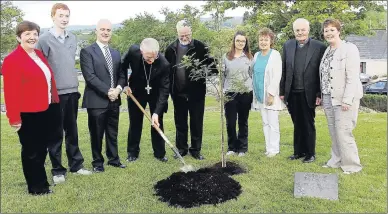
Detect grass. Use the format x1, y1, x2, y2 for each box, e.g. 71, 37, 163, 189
1, 94, 386, 213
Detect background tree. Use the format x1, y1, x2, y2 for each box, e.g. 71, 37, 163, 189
159, 5, 206, 51
111, 13, 163, 53
1, 1, 24, 60
364, 10, 387, 29
236, 0, 386, 52
112, 5, 207, 55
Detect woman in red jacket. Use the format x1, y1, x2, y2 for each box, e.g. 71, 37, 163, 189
2, 21, 61, 195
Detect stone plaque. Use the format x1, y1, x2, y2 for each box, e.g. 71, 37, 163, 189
294, 172, 338, 200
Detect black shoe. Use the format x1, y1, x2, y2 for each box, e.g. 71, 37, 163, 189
156, 156, 168, 162
29, 189, 53, 196
126, 156, 138, 162
93, 166, 105, 173
303, 156, 315, 163
173, 152, 187, 159
192, 154, 205, 160
108, 163, 126, 168
289, 154, 305, 160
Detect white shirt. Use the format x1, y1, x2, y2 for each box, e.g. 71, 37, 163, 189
49, 27, 68, 44
32, 57, 52, 104
95, 40, 122, 91
96, 40, 111, 58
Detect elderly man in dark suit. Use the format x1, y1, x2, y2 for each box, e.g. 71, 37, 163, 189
280, 18, 326, 163
121, 38, 170, 162
164, 20, 217, 160
80, 19, 127, 172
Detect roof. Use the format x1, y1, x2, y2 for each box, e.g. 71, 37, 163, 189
345, 30, 387, 60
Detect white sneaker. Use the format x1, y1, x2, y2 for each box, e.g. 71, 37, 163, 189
226, 151, 235, 156
238, 152, 246, 157
74, 168, 92, 175
266, 153, 278, 157
53, 175, 65, 184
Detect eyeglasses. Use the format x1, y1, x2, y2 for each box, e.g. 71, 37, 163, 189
236, 40, 246, 44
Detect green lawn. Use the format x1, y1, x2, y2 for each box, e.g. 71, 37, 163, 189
1, 97, 386, 213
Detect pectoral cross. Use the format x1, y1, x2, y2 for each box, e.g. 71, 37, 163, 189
145, 84, 152, 95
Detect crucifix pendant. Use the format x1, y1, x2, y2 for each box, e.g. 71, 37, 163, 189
145, 84, 152, 94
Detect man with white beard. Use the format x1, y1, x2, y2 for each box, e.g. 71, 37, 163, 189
165, 20, 217, 160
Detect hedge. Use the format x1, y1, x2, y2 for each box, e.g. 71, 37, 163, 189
361, 94, 387, 112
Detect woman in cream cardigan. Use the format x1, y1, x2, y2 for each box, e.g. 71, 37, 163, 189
319, 18, 363, 174
252, 28, 284, 157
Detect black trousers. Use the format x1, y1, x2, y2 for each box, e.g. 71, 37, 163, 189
127, 94, 166, 158
172, 95, 205, 155
287, 91, 316, 157
48, 92, 84, 176
224, 92, 253, 153
87, 103, 121, 168
18, 104, 61, 194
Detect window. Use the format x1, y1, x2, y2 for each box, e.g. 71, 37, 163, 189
369, 81, 386, 90
360, 62, 366, 73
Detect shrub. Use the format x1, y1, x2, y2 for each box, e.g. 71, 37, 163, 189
361, 94, 387, 112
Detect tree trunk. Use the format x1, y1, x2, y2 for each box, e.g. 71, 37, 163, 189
219, 61, 226, 168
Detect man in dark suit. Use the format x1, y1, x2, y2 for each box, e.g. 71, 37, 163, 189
164, 20, 217, 160
122, 38, 170, 162
80, 19, 126, 172
279, 18, 326, 163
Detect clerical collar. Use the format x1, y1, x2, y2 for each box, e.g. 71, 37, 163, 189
142, 57, 156, 66
297, 38, 310, 47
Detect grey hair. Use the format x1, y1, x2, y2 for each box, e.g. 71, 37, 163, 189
176, 19, 191, 32
140, 38, 160, 53
293, 18, 310, 30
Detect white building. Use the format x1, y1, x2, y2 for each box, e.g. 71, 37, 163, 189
346, 30, 387, 77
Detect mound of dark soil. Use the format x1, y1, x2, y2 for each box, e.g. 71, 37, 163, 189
198, 161, 247, 176
154, 161, 246, 208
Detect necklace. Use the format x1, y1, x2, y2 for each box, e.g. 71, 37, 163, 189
328, 46, 337, 57
329, 45, 337, 51
142, 59, 152, 95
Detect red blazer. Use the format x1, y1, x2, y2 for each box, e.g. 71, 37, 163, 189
1, 45, 59, 125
